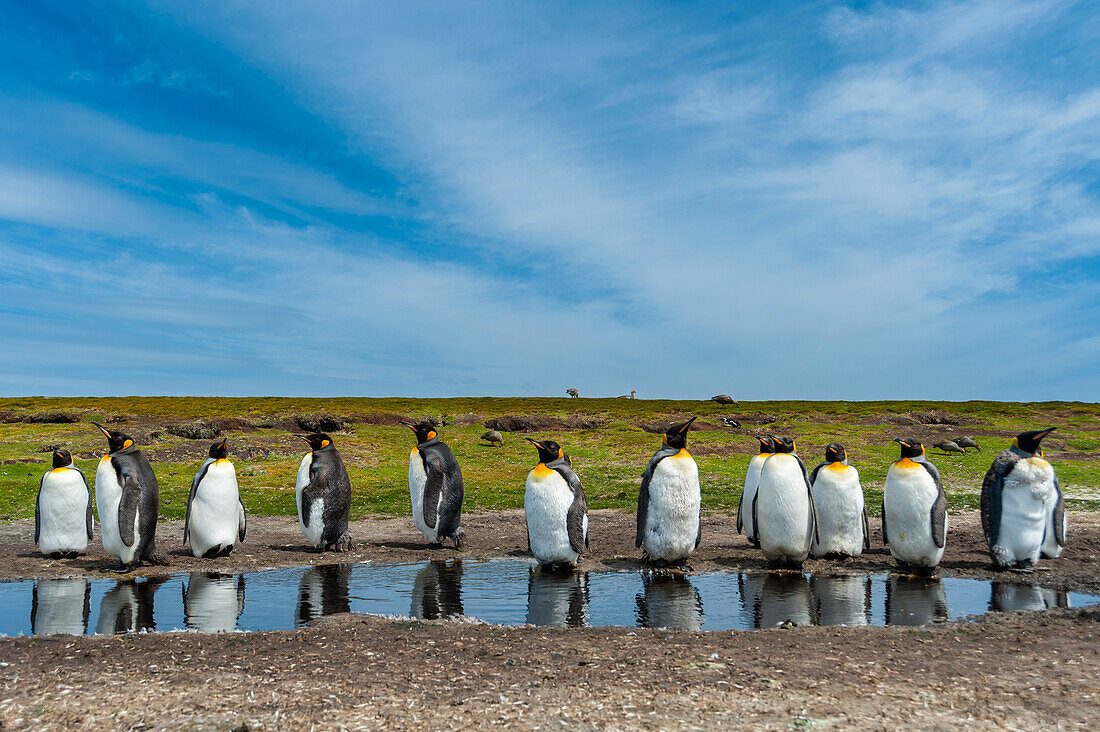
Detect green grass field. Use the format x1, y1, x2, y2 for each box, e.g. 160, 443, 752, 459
1, 397, 1097, 522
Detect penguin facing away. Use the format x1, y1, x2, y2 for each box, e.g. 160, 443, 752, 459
92, 422, 163, 570
882, 438, 947, 574
400, 421, 466, 549
752, 435, 818, 568
636, 417, 701, 565
809, 442, 869, 558
184, 438, 246, 558
294, 433, 352, 552
36, 449, 93, 557
981, 427, 1062, 569
737, 435, 776, 546
524, 438, 588, 568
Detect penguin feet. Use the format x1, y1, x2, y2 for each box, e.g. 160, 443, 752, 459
143, 552, 169, 566
329, 532, 353, 553
201, 545, 224, 559
451, 528, 466, 550
104, 563, 134, 574
428, 541, 444, 550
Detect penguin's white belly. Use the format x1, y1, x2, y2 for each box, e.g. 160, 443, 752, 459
525, 469, 579, 566
33, 578, 88, 635
756, 455, 813, 562
96, 584, 140, 634
639, 579, 702, 630
884, 463, 945, 567
295, 454, 325, 548
993, 584, 1061, 612
408, 450, 439, 542
184, 574, 241, 632
38, 469, 90, 555
643, 453, 700, 562
189, 461, 241, 557
811, 576, 868, 626
95, 458, 140, 564
887, 578, 947, 626
741, 454, 766, 539
994, 459, 1054, 565
810, 465, 864, 558
756, 575, 812, 627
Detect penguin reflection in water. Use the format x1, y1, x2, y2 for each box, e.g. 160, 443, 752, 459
882, 438, 947, 575
809, 574, 871, 627
809, 443, 869, 559
749, 573, 813, 628
95, 576, 168, 634
411, 559, 464, 620
183, 573, 245, 633
990, 583, 1068, 613
31, 578, 91, 636
981, 427, 1064, 569
526, 568, 589, 627
400, 421, 466, 549
184, 439, 246, 558
524, 438, 587, 569
294, 433, 352, 552
636, 574, 703, 631
36, 449, 93, 557
885, 575, 948, 626
92, 422, 164, 570
296, 563, 351, 627
636, 417, 700, 567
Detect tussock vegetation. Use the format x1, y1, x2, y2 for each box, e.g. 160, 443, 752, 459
0, 397, 1096, 521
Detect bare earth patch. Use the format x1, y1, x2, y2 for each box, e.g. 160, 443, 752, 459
0, 511, 1098, 730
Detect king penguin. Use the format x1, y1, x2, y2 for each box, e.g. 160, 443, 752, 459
524, 438, 588, 568
36, 449, 93, 557
636, 417, 701, 566
809, 443, 869, 558
31, 578, 91, 636
981, 427, 1063, 569
183, 573, 245, 633
753, 435, 818, 568
736, 435, 775, 547
400, 421, 466, 549
184, 438, 246, 558
92, 422, 163, 570
294, 433, 352, 552
882, 438, 947, 574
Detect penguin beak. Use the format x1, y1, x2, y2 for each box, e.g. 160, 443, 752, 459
893, 438, 910, 448
295, 434, 312, 444
680, 416, 698, 433
398, 421, 416, 429
91, 421, 111, 438
524, 437, 544, 449
1036, 427, 1057, 440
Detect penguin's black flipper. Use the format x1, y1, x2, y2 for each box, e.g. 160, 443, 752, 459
184, 461, 210, 544
34, 478, 42, 546
809, 462, 826, 487
80, 469, 93, 541
559, 465, 588, 555
637, 447, 675, 549
736, 491, 744, 534
796, 455, 819, 545
862, 506, 870, 551
881, 500, 888, 546
117, 469, 142, 548
1052, 474, 1065, 548
980, 455, 1008, 549
919, 458, 947, 550
238, 498, 247, 543
751, 491, 759, 546
300, 481, 324, 529
433, 445, 465, 541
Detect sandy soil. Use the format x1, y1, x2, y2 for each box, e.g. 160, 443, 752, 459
0, 511, 1098, 730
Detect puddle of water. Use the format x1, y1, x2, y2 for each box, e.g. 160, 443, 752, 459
1, 559, 1095, 636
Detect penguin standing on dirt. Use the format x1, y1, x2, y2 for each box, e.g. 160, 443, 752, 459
809, 443, 869, 558
36, 449, 93, 557
524, 438, 587, 568
184, 438, 246, 558
636, 417, 700, 566
753, 435, 818, 568
737, 436, 775, 547
400, 421, 466, 549
981, 427, 1063, 569
294, 433, 352, 552
882, 438, 947, 574
92, 422, 163, 570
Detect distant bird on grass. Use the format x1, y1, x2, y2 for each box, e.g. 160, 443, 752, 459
718, 416, 742, 429
480, 430, 504, 447
954, 436, 981, 452
617, 390, 636, 399
711, 394, 737, 406
933, 440, 965, 455
566, 388, 580, 398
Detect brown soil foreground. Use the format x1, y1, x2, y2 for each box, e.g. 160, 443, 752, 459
0, 511, 1098, 730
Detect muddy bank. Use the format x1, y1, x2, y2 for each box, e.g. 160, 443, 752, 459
2, 510, 1098, 594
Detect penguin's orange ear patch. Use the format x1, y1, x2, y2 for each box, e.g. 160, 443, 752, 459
122, 439, 133, 449
558, 448, 564, 460
320, 439, 330, 449
427, 431, 437, 441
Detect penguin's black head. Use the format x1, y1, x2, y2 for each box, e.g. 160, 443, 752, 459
825, 442, 846, 463
663, 417, 698, 450
1014, 427, 1056, 455
297, 433, 333, 451
756, 435, 776, 454
769, 435, 796, 454
893, 437, 925, 459
92, 422, 134, 453
51, 449, 72, 469
399, 421, 438, 445
208, 438, 228, 459
525, 437, 564, 465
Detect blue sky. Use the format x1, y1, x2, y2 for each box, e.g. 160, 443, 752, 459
1, 0, 1098, 400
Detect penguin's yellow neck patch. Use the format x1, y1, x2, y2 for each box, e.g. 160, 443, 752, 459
410, 447, 419, 456
672, 448, 692, 459
214, 458, 230, 464
532, 463, 554, 478
1027, 457, 1050, 468
100, 455, 111, 463
896, 457, 921, 469
49, 467, 68, 474
757, 452, 770, 458
826, 461, 848, 471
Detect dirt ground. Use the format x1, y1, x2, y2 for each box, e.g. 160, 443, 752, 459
1, 511, 1098, 730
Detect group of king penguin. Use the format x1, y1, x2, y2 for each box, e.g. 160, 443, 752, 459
34, 418, 1067, 576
